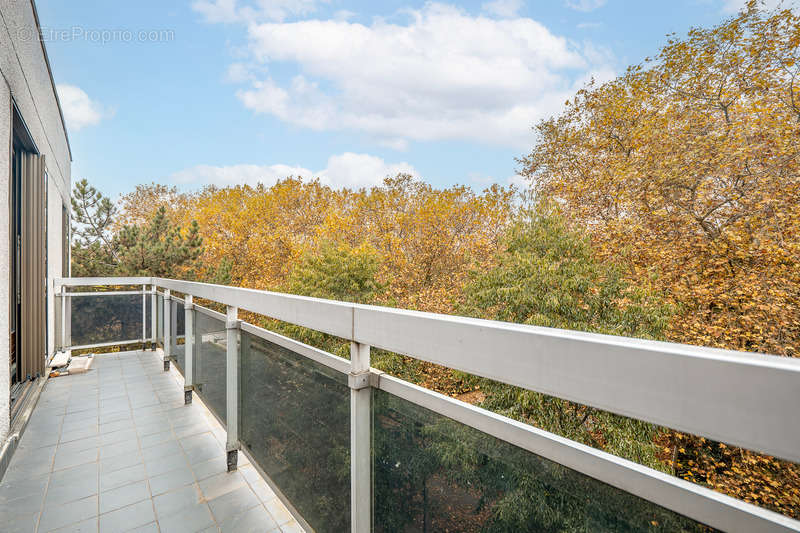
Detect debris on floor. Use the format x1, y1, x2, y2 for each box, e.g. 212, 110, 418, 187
49, 354, 94, 377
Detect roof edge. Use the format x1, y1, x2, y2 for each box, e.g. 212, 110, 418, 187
28, 0, 73, 162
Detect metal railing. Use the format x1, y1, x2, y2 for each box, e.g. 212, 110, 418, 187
50, 276, 800, 533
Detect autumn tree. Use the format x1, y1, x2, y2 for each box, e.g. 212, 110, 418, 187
520, 3, 800, 356
519, 2, 800, 516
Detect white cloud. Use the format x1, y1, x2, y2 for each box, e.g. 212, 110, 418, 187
192, 0, 321, 23
482, 0, 523, 18
564, 0, 606, 12
170, 152, 418, 190
56, 84, 107, 131
230, 3, 614, 149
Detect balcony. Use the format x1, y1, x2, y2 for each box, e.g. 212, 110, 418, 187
3, 276, 800, 533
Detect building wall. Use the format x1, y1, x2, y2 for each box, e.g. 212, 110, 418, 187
0, 0, 72, 440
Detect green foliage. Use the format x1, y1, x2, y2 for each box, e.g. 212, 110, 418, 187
70, 180, 203, 278
287, 241, 383, 303
462, 208, 671, 337
461, 208, 671, 472
114, 206, 203, 278
71, 178, 117, 276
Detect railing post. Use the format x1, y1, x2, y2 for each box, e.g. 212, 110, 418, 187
59, 284, 67, 352
150, 285, 157, 350
225, 306, 240, 472
184, 295, 194, 405
349, 341, 371, 533
163, 289, 171, 371
141, 284, 147, 348
47, 278, 55, 358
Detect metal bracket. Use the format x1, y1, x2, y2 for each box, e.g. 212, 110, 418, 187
163, 359, 170, 371
348, 371, 371, 390
184, 301, 193, 311
184, 388, 192, 405
369, 369, 384, 388
227, 449, 238, 472
226, 319, 241, 330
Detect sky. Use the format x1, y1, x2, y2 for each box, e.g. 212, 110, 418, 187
34, 0, 771, 198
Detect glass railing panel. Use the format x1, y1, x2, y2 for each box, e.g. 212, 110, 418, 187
240, 331, 350, 532
156, 293, 164, 346
145, 293, 152, 340
195, 311, 227, 422
69, 294, 143, 347
372, 389, 712, 533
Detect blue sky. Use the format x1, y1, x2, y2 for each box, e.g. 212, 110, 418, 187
36, 0, 758, 198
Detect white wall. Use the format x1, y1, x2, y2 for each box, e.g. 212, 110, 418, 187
0, 0, 72, 440
0, 81, 11, 439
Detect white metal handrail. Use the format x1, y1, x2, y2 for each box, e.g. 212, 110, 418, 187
50, 276, 800, 533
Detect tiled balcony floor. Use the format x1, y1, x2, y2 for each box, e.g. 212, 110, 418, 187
0, 350, 305, 533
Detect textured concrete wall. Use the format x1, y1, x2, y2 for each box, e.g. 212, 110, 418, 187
0, 0, 72, 440
0, 80, 11, 440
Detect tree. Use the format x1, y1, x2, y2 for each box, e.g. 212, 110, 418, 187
461, 209, 672, 470
287, 241, 383, 303
71, 178, 117, 276
70, 180, 204, 278
520, 3, 800, 356
518, 2, 800, 517
114, 206, 203, 278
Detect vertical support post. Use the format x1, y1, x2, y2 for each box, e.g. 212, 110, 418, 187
349, 341, 371, 533
59, 284, 66, 352
150, 285, 157, 350
141, 284, 147, 347
163, 289, 171, 371
184, 295, 194, 405
47, 278, 55, 359
63, 285, 71, 350
225, 306, 240, 471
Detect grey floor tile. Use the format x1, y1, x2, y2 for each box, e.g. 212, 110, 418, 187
0, 471, 49, 504
190, 457, 228, 481
208, 485, 260, 524
148, 465, 196, 496
264, 498, 294, 526
99, 479, 150, 514
100, 463, 147, 492
198, 471, 245, 502
99, 439, 139, 460
153, 483, 204, 519
143, 452, 190, 478
279, 520, 305, 533
141, 440, 182, 462
219, 504, 278, 533
139, 430, 174, 450
98, 499, 155, 533
248, 479, 277, 504
50, 516, 99, 532
38, 494, 98, 532
53, 446, 98, 471
156, 502, 216, 533
1, 510, 40, 533
99, 450, 143, 474
0, 494, 45, 516
124, 522, 159, 533
100, 428, 138, 446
